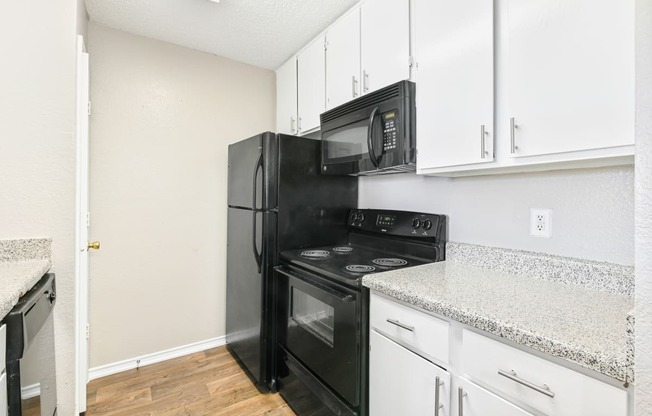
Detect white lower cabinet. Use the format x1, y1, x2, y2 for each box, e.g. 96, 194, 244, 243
368, 293, 630, 416
457, 377, 534, 416
370, 330, 450, 416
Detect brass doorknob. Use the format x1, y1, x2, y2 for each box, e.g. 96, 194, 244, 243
88, 241, 101, 250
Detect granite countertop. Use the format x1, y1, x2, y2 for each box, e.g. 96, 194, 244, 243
362, 242, 635, 383
0, 239, 52, 319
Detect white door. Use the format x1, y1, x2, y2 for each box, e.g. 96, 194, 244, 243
75, 35, 93, 414
360, 0, 410, 94
415, 0, 494, 171
326, 6, 361, 109
507, 0, 634, 157
369, 330, 451, 416
297, 34, 326, 133
276, 57, 298, 135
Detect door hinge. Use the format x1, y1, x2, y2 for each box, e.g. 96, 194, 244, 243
408, 56, 415, 68
86, 212, 91, 227
85, 323, 90, 339
87, 101, 92, 116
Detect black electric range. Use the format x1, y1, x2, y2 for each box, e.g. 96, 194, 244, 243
275, 209, 447, 416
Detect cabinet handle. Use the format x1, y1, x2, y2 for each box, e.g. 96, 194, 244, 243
352, 76, 359, 98
386, 318, 414, 332
363, 70, 369, 93
510, 117, 519, 154
498, 369, 555, 398
458, 387, 467, 416
480, 125, 488, 158
291, 117, 296, 134
434, 377, 444, 416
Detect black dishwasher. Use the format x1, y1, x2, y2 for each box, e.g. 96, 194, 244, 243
5, 273, 57, 416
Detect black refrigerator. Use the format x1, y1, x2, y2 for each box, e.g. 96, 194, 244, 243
226, 132, 358, 390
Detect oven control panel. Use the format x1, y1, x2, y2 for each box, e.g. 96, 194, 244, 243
348, 209, 446, 239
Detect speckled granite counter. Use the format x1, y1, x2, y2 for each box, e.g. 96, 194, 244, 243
362, 242, 635, 383
0, 238, 52, 318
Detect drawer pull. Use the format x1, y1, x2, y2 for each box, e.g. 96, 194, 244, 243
498, 369, 555, 398
386, 318, 414, 332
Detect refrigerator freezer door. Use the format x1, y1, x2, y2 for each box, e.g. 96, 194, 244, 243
227, 133, 276, 210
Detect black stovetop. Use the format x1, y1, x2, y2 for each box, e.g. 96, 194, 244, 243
280, 209, 447, 289
280, 241, 434, 289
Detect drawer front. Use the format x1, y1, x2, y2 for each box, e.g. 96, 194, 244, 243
0, 325, 5, 373
458, 377, 535, 416
370, 293, 449, 364
462, 329, 628, 416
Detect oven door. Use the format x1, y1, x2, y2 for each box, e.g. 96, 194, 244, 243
277, 266, 360, 407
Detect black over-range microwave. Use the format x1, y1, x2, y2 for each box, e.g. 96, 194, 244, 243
320, 80, 416, 176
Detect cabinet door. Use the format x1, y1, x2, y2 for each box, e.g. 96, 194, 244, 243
360, 0, 410, 95
370, 330, 451, 416
458, 378, 535, 416
326, 7, 361, 110
276, 57, 297, 135
507, 0, 634, 157
297, 34, 326, 134
415, 0, 494, 171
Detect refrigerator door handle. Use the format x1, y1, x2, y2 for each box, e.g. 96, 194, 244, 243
252, 151, 263, 273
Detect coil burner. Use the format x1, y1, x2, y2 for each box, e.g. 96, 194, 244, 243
300, 250, 331, 259
344, 265, 376, 274
372, 258, 408, 268
332, 246, 353, 254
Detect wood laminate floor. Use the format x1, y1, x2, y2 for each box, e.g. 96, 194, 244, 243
86, 346, 296, 416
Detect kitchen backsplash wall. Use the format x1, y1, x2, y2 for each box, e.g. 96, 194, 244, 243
87, 23, 276, 368
359, 165, 634, 266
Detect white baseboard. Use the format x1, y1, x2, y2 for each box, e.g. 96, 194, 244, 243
88, 335, 226, 381
21, 383, 40, 400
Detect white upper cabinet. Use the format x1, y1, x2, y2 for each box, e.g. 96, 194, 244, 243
276, 57, 297, 135
415, 0, 494, 171
326, 6, 361, 110
297, 34, 326, 134
507, 0, 634, 158
360, 0, 410, 95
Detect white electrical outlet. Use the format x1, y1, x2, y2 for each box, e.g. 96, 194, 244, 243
530, 208, 552, 238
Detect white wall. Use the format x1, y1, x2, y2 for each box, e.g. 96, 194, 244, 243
0, 0, 83, 414
635, 0, 652, 413
360, 166, 634, 265
87, 23, 276, 367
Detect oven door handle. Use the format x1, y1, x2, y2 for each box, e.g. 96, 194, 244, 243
367, 106, 381, 168
277, 268, 355, 303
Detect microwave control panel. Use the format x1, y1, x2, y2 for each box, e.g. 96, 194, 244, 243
382, 111, 399, 151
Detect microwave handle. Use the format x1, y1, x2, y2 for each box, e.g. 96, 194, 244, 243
367, 106, 381, 167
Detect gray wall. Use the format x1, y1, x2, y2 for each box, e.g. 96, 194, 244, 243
360, 166, 634, 265
0, 0, 83, 414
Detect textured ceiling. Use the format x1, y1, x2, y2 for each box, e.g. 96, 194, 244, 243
84, 0, 359, 70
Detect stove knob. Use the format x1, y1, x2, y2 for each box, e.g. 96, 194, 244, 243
358, 213, 365, 223
411, 218, 421, 229
423, 219, 433, 230
352, 213, 359, 222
